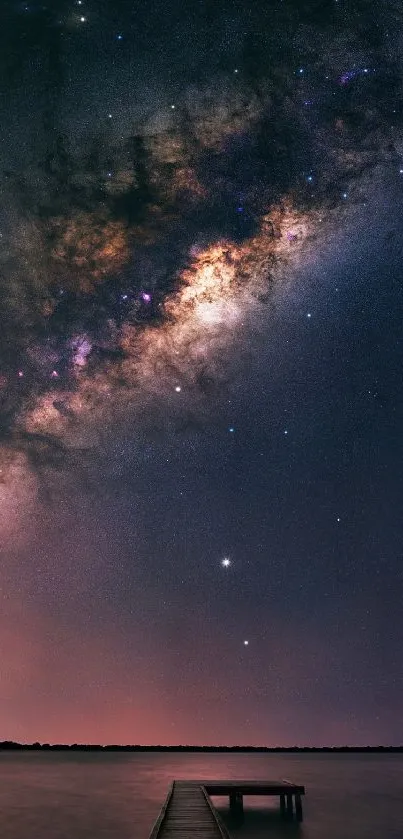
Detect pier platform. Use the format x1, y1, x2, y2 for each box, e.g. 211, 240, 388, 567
149, 778, 305, 838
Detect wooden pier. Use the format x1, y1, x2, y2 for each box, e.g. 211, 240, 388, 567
149, 778, 305, 838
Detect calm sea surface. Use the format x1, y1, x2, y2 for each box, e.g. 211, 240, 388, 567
0, 751, 402, 839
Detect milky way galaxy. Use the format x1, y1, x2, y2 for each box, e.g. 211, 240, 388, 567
2, 0, 402, 484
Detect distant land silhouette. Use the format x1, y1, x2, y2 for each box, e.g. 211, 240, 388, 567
1, 742, 402, 752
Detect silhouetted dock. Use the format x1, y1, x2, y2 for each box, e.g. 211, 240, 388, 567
149, 778, 305, 838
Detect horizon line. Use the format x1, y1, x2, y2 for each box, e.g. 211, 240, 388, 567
1, 741, 402, 750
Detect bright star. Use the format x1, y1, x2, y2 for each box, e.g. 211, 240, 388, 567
80, 16, 86, 22
221, 557, 231, 568
243, 640, 249, 646
175, 386, 181, 393
228, 426, 235, 433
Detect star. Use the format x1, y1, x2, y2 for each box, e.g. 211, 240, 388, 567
243, 640, 249, 646
221, 557, 231, 568
80, 16, 86, 23
175, 386, 181, 393
228, 426, 235, 433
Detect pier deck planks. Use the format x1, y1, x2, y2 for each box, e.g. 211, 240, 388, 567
149, 781, 230, 839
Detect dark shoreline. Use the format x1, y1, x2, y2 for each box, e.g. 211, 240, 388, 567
1, 742, 402, 753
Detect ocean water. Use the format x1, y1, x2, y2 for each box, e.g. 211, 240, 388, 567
0, 751, 402, 839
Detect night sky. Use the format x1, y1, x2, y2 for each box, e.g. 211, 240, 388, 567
1, 0, 403, 746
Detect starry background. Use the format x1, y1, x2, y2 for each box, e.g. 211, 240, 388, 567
1, 0, 403, 746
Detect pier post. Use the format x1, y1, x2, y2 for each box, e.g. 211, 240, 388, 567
295, 793, 303, 822
280, 794, 286, 818
286, 793, 294, 819
229, 792, 244, 822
